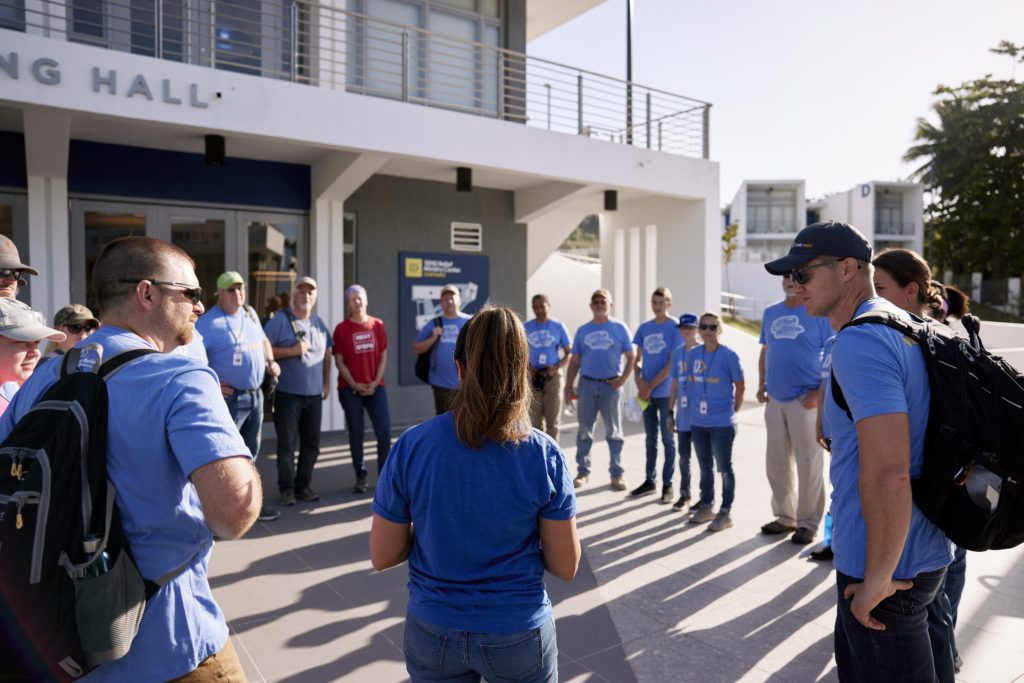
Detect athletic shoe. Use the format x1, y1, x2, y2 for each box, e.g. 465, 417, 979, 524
354, 476, 369, 493
610, 476, 627, 491
671, 494, 691, 512
658, 485, 674, 504
760, 520, 798, 535
573, 474, 590, 489
809, 544, 834, 561
258, 506, 280, 522
630, 480, 656, 497
688, 502, 715, 524
296, 487, 320, 502
791, 527, 815, 545
280, 490, 296, 506
707, 511, 733, 532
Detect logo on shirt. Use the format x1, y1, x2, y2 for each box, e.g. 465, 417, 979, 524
584, 330, 615, 350
676, 359, 688, 374
528, 329, 557, 348
643, 333, 667, 355
771, 315, 805, 340
353, 330, 376, 354
441, 324, 460, 344
693, 359, 706, 374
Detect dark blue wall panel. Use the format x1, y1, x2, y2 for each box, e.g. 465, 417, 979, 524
0, 132, 28, 189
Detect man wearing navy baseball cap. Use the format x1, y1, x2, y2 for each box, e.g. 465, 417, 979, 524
766, 221, 954, 680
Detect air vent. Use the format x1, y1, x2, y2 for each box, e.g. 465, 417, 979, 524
451, 222, 482, 252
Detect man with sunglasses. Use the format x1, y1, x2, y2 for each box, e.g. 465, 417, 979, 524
41, 304, 100, 360
765, 221, 953, 682
0, 235, 38, 300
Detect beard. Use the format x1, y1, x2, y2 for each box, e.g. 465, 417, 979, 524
176, 322, 194, 347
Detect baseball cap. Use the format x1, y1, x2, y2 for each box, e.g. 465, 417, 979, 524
0, 298, 65, 342
0, 235, 38, 287
677, 313, 698, 327
216, 271, 245, 290
295, 276, 317, 290
764, 220, 872, 276
440, 284, 459, 296
53, 304, 99, 329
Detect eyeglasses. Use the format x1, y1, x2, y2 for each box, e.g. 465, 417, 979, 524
64, 322, 99, 335
699, 323, 719, 331
788, 258, 847, 285
119, 279, 203, 305
0, 269, 24, 281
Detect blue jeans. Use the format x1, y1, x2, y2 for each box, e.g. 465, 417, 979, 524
925, 544, 967, 674
676, 430, 692, 497
575, 378, 624, 477
338, 386, 392, 477
404, 613, 558, 683
835, 568, 952, 683
690, 425, 736, 509
273, 391, 322, 493
642, 396, 676, 484
225, 389, 263, 460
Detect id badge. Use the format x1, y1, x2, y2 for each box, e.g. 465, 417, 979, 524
699, 400, 708, 415
680, 395, 688, 409
232, 351, 243, 366
539, 353, 547, 365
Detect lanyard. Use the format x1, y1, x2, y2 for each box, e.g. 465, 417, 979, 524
222, 308, 244, 348
700, 346, 719, 401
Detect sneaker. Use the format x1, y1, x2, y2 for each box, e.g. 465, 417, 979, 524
760, 520, 798, 535
658, 485, 674, 504
573, 474, 590, 489
671, 493, 691, 512
295, 487, 320, 502
258, 506, 280, 522
809, 544, 834, 561
791, 527, 815, 545
353, 476, 368, 493
707, 510, 733, 532
630, 480, 656, 497
688, 502, 715, 524
280, 490, 296, 506
610, 476, 627, 491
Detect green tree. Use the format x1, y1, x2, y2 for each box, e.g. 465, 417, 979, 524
904, 41, 1024, 279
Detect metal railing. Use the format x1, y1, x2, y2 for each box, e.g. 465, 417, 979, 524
746, 221, 799, 235
2, 0, 712, 158
875, 221, 916, 235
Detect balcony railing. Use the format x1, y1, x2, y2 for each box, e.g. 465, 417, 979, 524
746, 221, 799, 234
2, 0, 712, 158
875, 221, 916, 235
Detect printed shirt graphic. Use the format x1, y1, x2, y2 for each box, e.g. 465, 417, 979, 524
414, 314, 471, 389
688, 344, 744, 428
759, 300, 832, 402
572, 319, 633, 379
671, 341, 700, 431
333, 317, 388, 389
633, 318, 678, 398
524, 318, 571, 368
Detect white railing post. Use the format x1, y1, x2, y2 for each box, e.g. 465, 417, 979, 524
290, 2, 298, 82
576, 74, 583, 134
401, 30, 410, 102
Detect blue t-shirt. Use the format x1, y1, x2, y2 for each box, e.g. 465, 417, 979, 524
524, 318, 571, 369
820, 334, 836, 387
571, 319, 633, 379
670, 342, 700, 432
632, 318, 678, 398
195, 306, 267, 390
688, 344, 744, 428
0, 327, 250, 681
172, 328, 209, 364
372, 413, 577, 634
824, 298, 952, 579
263, 308, 332, 396
414, 314, 471, 389
759, 301, 832, 402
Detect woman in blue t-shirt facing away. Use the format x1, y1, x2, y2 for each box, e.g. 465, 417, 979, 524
686, 311, 745, 533
370, 307, 581, 683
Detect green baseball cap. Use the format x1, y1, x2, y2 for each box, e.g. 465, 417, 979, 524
217, 271, 244, 290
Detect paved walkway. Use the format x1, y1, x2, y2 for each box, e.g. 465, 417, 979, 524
209, 329, 1024, 682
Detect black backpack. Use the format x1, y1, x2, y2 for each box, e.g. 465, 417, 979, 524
0, 346, 167, 680
831, 312, 1024, 551
414, 317, 443, 384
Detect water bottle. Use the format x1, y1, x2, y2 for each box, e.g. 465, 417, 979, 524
83, 535, 111, 579
964, 464, 1002, 514
823, 512, 833, 544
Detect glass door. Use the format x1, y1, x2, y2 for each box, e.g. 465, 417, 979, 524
168, 208, 235, 312
70, 200, 153, 310
241, 210, 306, 321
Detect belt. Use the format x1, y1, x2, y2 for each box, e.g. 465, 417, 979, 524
235, 387, 259, 394
581, 375, 616, 383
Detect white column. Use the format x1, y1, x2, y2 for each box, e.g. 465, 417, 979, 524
309, 198, 346, 432
628, 226, 640, 332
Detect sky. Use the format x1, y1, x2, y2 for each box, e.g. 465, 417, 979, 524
526, 0, 1024, 206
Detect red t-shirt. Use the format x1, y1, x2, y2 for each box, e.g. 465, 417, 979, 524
333, 317, 388, 389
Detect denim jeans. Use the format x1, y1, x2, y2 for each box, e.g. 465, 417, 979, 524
642, 396, 676, 484
273, 391, 322, 493
835, 568, 952, 683
690, 425, 736, 509
676, 430, 692, 498
404, 613, 558, 683
575, 378, 624, 477
338, 386, 392, 477
926, 545, 967, 676
225, 389, 263, 460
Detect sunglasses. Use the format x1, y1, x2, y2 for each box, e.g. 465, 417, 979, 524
0, 268, 25, 281
788, 258, 846, 285
699, 323, 719, 331
119, 279, 203, 305
64, 322, 99, 335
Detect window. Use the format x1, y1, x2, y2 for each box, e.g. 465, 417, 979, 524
747, 188, 797, 234
0, 0, 25, 31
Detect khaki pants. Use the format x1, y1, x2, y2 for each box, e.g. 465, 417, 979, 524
166, 637, 246, 682
530, 371, 564, 441
764, 394, 825, 532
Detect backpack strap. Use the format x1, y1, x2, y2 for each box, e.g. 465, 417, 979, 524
283, 308, 305, 344
60, 345, 159, 381
430, 316, 442, 371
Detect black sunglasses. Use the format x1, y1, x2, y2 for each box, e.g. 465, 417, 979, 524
119, 279, 203, 305
699, 323, 719, 331
65, 322, 99, 335
0, 268, 24, 281
789, 258, 847, 285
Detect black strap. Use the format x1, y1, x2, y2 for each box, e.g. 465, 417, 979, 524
60, 345, 159, 381
283, 308, 304, 344
429, 316, 442, 371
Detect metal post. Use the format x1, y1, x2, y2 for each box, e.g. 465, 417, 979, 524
645, 91, 651, 148
658, 121, 662, 151
544, 83, 551, 129
290, 1, 298, 82
401, 30, 410, 102
702, 104, 710, 159
577, 74, 584, 135
626, 0, 634, 145
208, 1, 215, 69
155, 0, 163, 58
497, 52, 505, 119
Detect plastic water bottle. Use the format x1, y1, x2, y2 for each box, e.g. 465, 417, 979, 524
83, 535, 111, 579
823, 512, 833, 544
964, 464, 1002, 514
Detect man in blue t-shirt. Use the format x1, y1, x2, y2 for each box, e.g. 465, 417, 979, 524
412, 284, 471, 415
265, 276, 333, 506
630, 287, 678, 502
524, 293, 572, 441
766, 221, 953, 681
563, 289, 634, 491
756, 277, 832, 545
196, 271, 281, 521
